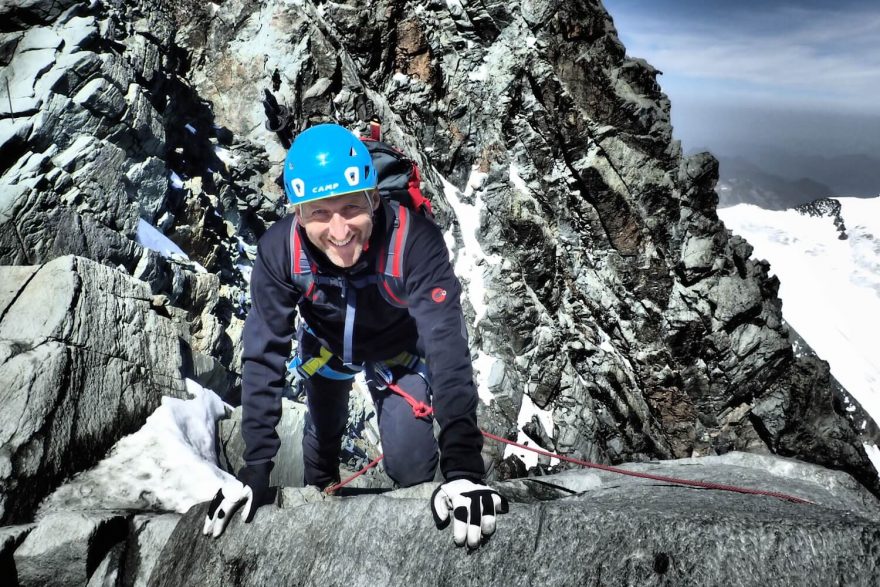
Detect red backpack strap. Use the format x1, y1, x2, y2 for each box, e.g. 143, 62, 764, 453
407, 162, 432, 216
290, 219, 317, 300
377, 203, 410, 307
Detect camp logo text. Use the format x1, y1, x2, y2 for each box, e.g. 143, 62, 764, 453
312, 183, 340, 193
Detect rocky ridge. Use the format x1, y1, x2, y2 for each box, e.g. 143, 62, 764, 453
150, 453, 880, 586
794, 197, 848, 239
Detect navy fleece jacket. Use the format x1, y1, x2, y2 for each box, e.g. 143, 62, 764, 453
240, 201, 485, 481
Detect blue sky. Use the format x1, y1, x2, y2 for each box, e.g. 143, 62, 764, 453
602, 0, 880, 158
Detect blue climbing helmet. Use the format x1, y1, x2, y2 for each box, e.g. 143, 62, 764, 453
283, 123, 378, 205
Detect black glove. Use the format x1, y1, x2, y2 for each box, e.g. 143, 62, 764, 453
430, 479, 509, 548
203, 462, 277, 537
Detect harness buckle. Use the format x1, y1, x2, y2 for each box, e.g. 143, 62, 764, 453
366, 361, 394, 390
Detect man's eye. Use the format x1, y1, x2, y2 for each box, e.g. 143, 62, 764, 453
310, 209, 330, 220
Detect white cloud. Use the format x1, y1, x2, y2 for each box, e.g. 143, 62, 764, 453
610, 3, 880, 112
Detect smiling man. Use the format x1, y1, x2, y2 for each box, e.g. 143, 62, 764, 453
203, 123, 507, 548
299, 190, 376, 268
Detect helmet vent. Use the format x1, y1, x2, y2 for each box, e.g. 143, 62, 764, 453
291, 178, 305, 198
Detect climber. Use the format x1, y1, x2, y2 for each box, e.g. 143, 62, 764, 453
202, 123, 507, 548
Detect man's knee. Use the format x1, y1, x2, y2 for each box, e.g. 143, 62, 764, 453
383, 440, 438, 487
385, 453, 437, 487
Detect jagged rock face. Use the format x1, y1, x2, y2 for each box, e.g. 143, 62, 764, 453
166, 0, 876, 488
0, 256, 187, 525
0, 0, 251, 402
149, 453, 880, 586
1, 0, 162, 266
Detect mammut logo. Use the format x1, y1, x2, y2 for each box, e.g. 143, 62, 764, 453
312, 183, 339, 194
431, 288, 447, 303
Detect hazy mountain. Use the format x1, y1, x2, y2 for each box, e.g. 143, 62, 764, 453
716, 156, 834, 209
709, 149, 880, 209
752, 151, 880, 197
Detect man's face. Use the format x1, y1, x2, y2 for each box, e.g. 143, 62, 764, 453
298, 191, 379, 268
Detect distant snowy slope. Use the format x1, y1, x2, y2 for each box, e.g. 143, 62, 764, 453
718, 197, 880, 441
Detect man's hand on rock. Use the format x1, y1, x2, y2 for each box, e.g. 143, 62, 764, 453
203, 462, 277, 538
430, 479, 509, 548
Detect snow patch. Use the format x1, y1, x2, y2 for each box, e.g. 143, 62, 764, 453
236, 263, 253, 283
468, 64, 488, 82
472, 351, 498, 405
137, 219, 188, 259
865, 444, 880, 477
504, 393, 558, 468
39, 380, 234, 515
596, 326, 615, 353
214, 146, 238, 168
509, 162, 530, 195
136, 219, 207, 273
169, 171, 184, 189
440, 166, 501, 327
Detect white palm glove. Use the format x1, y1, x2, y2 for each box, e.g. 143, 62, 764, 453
430, 479, 509, 548
202, 463, 275, 538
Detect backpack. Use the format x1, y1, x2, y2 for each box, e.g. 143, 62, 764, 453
288, 118, 433, 310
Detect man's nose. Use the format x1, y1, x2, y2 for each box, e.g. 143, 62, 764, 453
328, 213, 349, 239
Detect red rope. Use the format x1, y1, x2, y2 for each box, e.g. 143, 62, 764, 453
481, 431, 813, 504
386, 381, 433, 419
324, 383, 813, 505
324, 454, 384, 495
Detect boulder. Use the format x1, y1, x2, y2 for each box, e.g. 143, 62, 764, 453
0, 524, 34, 584
219, 398, 307, 488
149, 453, 880, 586
13, 511, 129, 587
121, 514, 182, 587
0, 256, 187, 525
